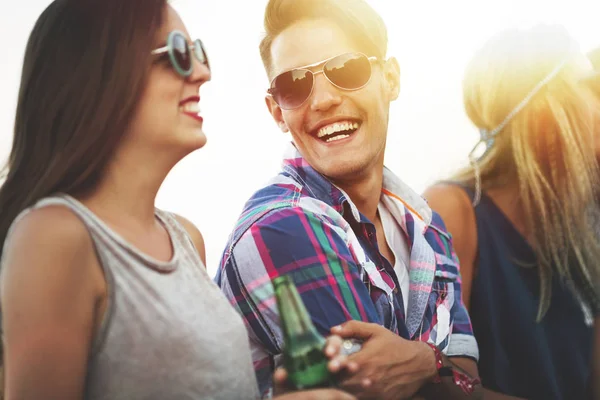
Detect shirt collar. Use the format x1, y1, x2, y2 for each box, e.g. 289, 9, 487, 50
281, 143, 432, 227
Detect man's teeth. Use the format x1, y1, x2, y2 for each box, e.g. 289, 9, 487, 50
180, 102, 200, 114
317, 121, 360, 138
326, 134, 350, 143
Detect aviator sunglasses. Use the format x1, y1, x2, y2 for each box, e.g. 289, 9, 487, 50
151, 30, 210, 77
267, 52, 379, 110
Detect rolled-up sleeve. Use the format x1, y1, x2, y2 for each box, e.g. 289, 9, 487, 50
431, 213, 479, 361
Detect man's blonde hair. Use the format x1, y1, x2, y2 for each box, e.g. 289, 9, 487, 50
259, 0, 388, 79
456, 24, 600, 319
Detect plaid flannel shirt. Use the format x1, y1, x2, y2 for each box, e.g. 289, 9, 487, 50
215, 145, 478, 397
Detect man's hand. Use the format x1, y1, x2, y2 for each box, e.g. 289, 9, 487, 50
274, 366, 356, 400
331, 321, 438, 400
275, 387, 356, 400
273, 334, 359, 397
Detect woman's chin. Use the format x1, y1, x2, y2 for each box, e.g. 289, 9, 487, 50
179, 128, 207, 150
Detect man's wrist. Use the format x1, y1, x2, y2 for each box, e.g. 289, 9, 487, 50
423, 342, 481, 395
420, 341, 441, 382
423, 342, 444, 383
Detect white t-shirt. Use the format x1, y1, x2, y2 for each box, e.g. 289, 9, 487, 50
378, 201, 411, 313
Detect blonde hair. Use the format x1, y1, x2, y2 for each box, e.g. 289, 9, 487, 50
456, 24, 600, 320
589, 47, 600, 70
586, 47, 600, 97
259, 0, 388, 79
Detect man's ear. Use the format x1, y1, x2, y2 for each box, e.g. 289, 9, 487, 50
382, 57, 400, 101
265, 95, 289, 132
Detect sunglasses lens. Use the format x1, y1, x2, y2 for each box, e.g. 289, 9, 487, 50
193, 39, 210, 71
270, 53, 373, 109
171, 33, 192, 74
325, 53, 372, 89
272, 69, 313, 109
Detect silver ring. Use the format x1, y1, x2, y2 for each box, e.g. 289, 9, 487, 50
340, 339, 362, 356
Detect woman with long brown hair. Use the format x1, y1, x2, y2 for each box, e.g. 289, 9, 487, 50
0, 1, 355, 399
424, 25, 600, 399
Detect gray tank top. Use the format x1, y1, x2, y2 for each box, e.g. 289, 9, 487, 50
2, 195, 259, 400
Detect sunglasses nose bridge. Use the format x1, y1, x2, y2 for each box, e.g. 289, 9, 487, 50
309, 71, 343, 111
314, 64, 350, 95
318, 68, 345, 91
313, 68, 336, 89
313, 69, 338, 89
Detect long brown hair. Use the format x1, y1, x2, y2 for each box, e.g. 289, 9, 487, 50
456, 25, 600, 319
0, 0, 166, 258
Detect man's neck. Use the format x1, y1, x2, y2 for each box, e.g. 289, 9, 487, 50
332, 168, 384, 224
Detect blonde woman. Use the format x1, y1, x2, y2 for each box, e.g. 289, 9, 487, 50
424, 25, 600, 400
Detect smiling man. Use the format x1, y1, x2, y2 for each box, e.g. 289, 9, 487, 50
215, 0, 482, 398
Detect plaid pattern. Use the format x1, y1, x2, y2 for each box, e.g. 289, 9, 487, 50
215, 145, 478, 397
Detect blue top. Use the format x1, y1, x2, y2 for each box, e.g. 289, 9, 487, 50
460, 186, 593, 399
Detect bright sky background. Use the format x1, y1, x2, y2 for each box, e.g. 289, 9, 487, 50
1, 0, 598, 277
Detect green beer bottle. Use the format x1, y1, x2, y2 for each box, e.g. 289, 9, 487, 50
272, 274, 332, 390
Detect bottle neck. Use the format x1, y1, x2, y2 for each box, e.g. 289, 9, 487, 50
273, 277, 319, 340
